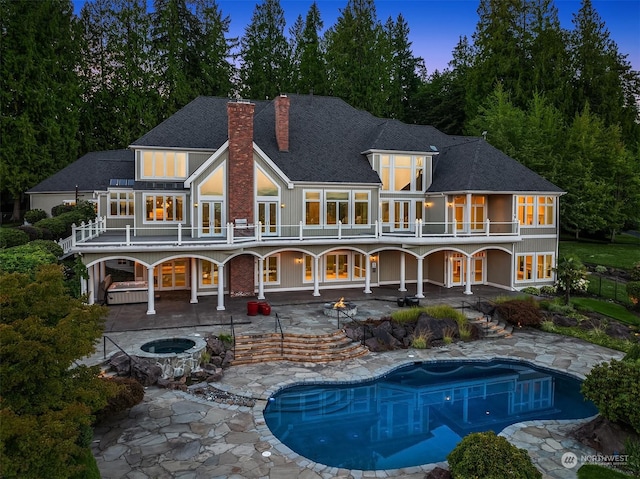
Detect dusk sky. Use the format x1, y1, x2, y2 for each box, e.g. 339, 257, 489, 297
74, 0, 640, 74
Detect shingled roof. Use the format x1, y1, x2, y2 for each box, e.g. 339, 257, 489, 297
27, 150, 134, 193
428, 139, 564, 193
30, 95, 562, 194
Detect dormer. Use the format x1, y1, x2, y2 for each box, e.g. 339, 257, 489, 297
364, 149, 438, 192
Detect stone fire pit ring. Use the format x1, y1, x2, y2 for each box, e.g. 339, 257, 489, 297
323, 299, 358, 318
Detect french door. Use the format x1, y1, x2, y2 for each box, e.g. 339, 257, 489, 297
201, 201, 223, 236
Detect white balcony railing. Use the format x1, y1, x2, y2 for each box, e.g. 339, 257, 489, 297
68, 216, 520, 249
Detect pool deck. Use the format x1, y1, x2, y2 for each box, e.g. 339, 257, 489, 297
88, 286, 624, 479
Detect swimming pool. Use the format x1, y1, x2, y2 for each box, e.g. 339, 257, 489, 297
263, 359, 597, 470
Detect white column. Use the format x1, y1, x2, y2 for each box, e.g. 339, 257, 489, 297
99, 261, 106, 281
216, 263, 225, 310
80, 272, 87, 299
146, 265, 156, 314
257, 257, 265, 299
87, 265, 95, 305
313, 256, 320, 296
364, 254, 372, 294
465, 192, 472, 233
93, 264, 100, 302
399, 253, 407, 292
416, 257, 424, 298
464, 255, 473, 295
190, 258, 198, 304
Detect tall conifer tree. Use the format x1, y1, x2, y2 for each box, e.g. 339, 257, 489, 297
239, 0, 292, 99
0, 0, 81, 220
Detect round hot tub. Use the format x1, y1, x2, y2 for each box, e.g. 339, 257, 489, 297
141, 338, 196, 354
135, 336, 207, 379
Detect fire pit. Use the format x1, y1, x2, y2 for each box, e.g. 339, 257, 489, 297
323, 297, 357, 318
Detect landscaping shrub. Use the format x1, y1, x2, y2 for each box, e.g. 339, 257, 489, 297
31, 239, 63, 258
51, 203, 75, 217
539, 285, 557, 296
24, 208, 47, 224
424, 304, 467, 322
624, 343, 640, 362
626, 281, 640, 309
34, 217, 67, 239
391, 306, 425, 323
495, 298, 543, 328
582, 359, 640, 434
0, 244, 58, 274
96, 377, 145, 422
631, 262, 640, 282
521, 286, 540, 296
447, 431, 542, 479
70, 448, 101, 479
17, 224, 43, 241
0, 228, 29, 248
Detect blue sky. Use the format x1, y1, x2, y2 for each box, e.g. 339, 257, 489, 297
73, 0, 640, 73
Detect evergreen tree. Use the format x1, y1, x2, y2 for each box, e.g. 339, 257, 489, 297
78, 0, 159, 153
293, 2, 327, 96
383, 14, 424, 120
192, 0, 236, 97
569, 0, 640, 143
238, 0, 292, 99
151, 0, 202, 116
0, 0, 82, 221
324, 0, 388, 116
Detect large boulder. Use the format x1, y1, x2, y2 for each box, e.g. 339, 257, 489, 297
131, 357, 163, 386
206, 337, 226, 356
415, 315, 459, 341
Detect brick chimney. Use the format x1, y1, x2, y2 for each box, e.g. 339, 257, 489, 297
275, 94, 290, 152
227, 100, 256, 297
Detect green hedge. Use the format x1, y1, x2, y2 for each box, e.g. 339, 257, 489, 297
448, 431, 541, 479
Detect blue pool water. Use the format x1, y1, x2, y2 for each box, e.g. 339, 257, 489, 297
263, 359, 597, 470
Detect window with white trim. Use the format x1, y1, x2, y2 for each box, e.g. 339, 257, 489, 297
200, 260, 219, 287
517, 196, 555, 227
324, 251, 366, 281
303, 255, 314, 282
304, 190, 370, 226
144, 194, 185, 222
380, 154, 425, 192
261, 255, 280, 284
305, 191, 321, 225
108, 190, 134, 217
141, 151, 187, 179
517, 253, 555, 282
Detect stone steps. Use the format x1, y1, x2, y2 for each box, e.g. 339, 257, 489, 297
231, 330, 369, 365
467, 315, 513, 339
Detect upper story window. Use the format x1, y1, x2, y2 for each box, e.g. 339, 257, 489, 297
144, 194, 185, 223
108, 190, 134, 217
380, 154, 425, 192
517, 196, 555, 227
304, 190, 370, 226
142, 151, 187, 179
200, 164, 224, 196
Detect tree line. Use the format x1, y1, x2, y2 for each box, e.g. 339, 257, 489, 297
1, 0, 638, 239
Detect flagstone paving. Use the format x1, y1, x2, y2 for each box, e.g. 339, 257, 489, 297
91, 327, 623, 479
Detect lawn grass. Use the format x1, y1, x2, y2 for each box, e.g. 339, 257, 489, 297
587, 275, 632, 305
577, 464, 634, 479
560, 235, 640, 270
545, 324, 634, 352
572, 297, 640, 327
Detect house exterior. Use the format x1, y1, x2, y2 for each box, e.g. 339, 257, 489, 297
27, 94, 564, 314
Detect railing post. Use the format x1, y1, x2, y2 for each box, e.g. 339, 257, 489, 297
227, 222, 233, 244
338, 220, 342, 240
486, 218, 490, 236
375, 220, 380, 237
72, 223, 77, 247
299, 221, 303, 241
258, 221, 263, 242
418, 219, 423, 238
93, 218, 98, 237
125, 224, 131, 245
453, 220, 457, 237
177, 223, 182, 245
